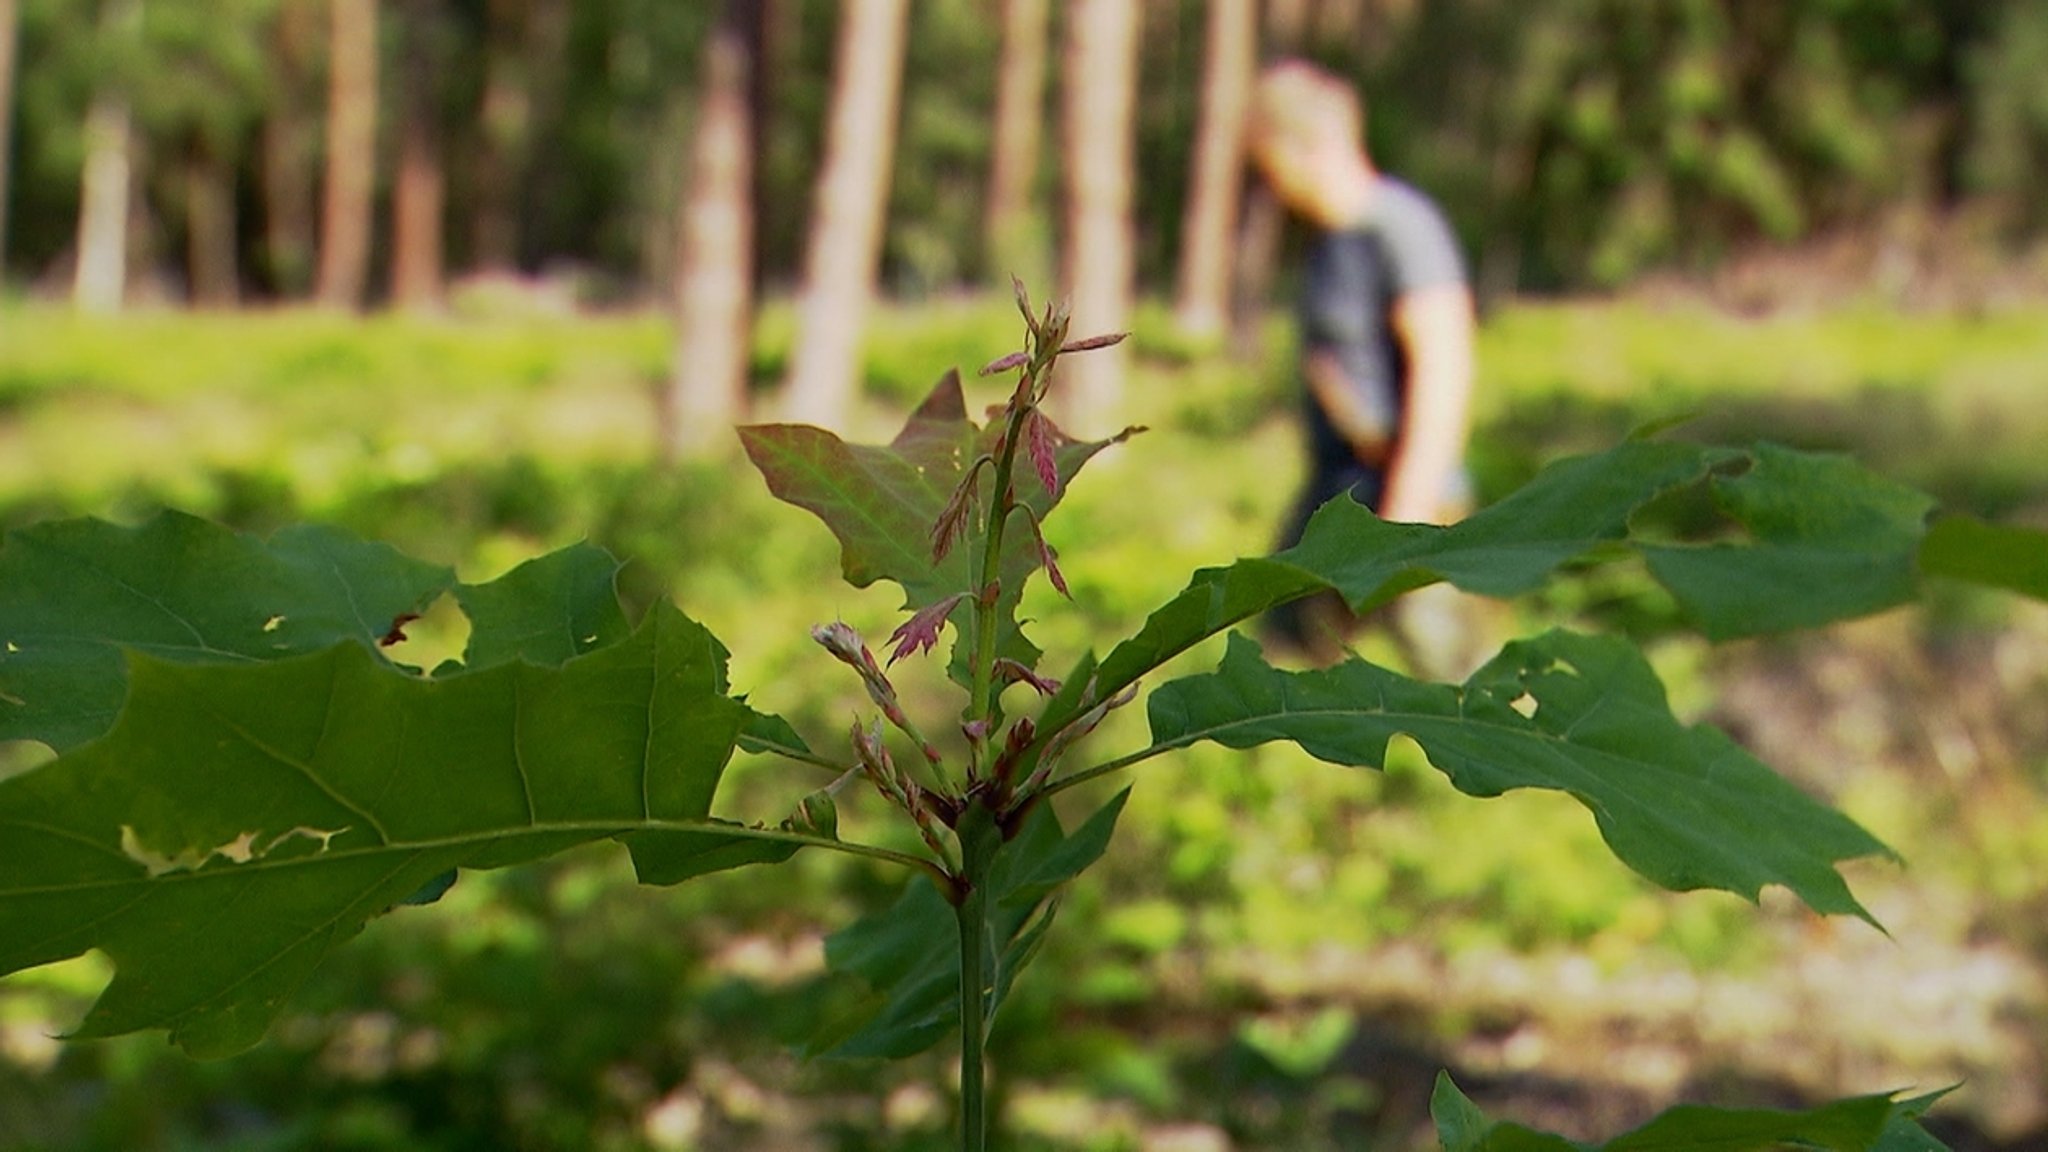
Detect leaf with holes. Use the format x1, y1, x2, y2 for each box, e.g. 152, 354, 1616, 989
454, 542, 631, 670
0, 512, 454, 753
0, 601, 830, 1057
1640, 445, 1937, 639
1044, 440, 1976, 739
1145, 630, 1893, 922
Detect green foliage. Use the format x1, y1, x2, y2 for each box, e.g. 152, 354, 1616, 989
0, 523, 838, 1057
739, 370, 1136, 684
1431, 1074, 1949, 1152
1147, 630, 1890, 922
6, 303, 2043, 1147
0, 512, 451, 752
814, 790, 1126, 1060
9, 0, 2048, 296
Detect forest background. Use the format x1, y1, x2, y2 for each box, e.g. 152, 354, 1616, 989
3, 1, 2048, 1150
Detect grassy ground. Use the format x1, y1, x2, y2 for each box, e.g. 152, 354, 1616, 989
2, 296, 2046, 1150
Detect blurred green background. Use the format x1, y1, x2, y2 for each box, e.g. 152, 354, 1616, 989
4, 0, 2048, 1148
3, 299, 2047, 1150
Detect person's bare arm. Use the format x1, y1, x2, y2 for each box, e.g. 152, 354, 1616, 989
1303, 350, 1394, 464
1379, 283, 1476, 523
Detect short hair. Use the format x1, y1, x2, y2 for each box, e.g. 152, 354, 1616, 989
1247, 59, 1364, 157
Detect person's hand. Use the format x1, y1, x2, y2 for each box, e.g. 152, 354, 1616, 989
1303, 351, 1393, 465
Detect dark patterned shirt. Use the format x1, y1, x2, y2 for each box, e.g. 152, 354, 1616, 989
1297, 177, 1467, 471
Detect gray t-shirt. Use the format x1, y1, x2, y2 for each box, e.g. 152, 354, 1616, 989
1297, 177, 1467, 470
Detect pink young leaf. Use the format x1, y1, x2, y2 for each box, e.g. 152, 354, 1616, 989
1033, 528, 1069, 598
1012, 275, 1037, 334
1060, 331, 1128, 354
931, 464, 982, 562
980, 350, 1030, 376
1041, 544, 1069, 598
887, 592, 969, 665
1026, 410, 1060, 498
740, 371, 1136, 690
994, 659, 1061, 696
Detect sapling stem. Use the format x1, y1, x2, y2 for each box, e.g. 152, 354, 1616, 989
967, 368, 1035, 776
955, 869, 991, 1151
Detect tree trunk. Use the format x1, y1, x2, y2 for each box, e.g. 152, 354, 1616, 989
390, 0, 446, 311
666, 0, 761, 458
984, 0, 1048, 284
1230, 0, 1314, 357
74, 0, 143, 314
514, 0, 569, 269
781, 0, 909, 432
184, 149, 241, 306
470, 0, 528, 274
1314, 0, 1368, 49
1056, 0, 1140, 432
0, 0, 20, 278
1174, 0, 1255, 338
1264, 0, 1312, 48
316, 0, 379, 309
262, 0, 322, 297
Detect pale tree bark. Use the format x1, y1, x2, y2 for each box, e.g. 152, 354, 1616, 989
1056, 0, 1140, 432
316, 0, 378, 309
184, 149, 240, 305
1231, 0, 1313, 356
262, 0, 322, 296
1263, 0, 1311, 47
1314, 0, 1367, 48
984, 0, 1048, 284
666, 0, 761, 458
1174, 0, 1256, 337
0, 0, 19, 278
390, 0, 446, 311
470, 0, 528, 274
74, 0, 143, 314
781, 0, 909, 432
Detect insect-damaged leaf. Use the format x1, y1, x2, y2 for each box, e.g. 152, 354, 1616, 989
1638, 445, 1936, 640
1044, 439, 1721, 734
1049, 440, 1960, 735
739, 371, 1134, 683
454, 542, 632, 669
1146, 631, 1893, 924
0, 512, 454, 753
0, 603, 822, 1057
0, 516, 661, 759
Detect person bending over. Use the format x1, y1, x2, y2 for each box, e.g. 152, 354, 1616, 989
1247, 58, 1478, 656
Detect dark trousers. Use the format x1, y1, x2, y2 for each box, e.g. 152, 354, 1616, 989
1263, 458, 1385, 650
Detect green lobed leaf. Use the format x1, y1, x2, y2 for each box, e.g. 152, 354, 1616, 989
1918, 515, 2048, 602
0, 603, 814, 1057
454, 541, 631, 669
1431, 1073, 1937, 1152
1872, 1089, 1958, 1152
1639, 445, 1937, 640
1049, 440, 1722, 735
738, 372, 1135, 684
811, 790, 1129, 1059
1049, 440, 1960, 739
626, 791, 838, 886
1147, 631, 1892, 922
0, 512, 454, 752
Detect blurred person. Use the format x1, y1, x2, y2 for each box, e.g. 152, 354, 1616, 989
1247, 58, 1480, 667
